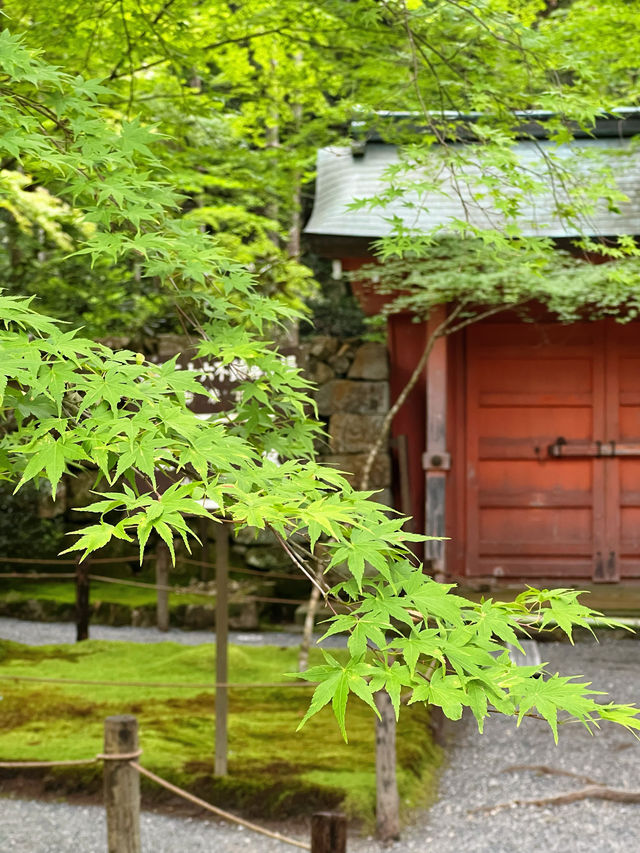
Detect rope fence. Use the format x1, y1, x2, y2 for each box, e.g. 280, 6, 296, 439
0, 716, 347, 852
0, 541, 347, 851
131, 761, 311, 850
0, 749, 143, 769
0, 674, 315, 690
0, 572, 77, 580
0, 753, 311, 851
0, 555, 156, 566
182, 557, 305, 583
0, 558, 307, 605
0, 554, 305, 583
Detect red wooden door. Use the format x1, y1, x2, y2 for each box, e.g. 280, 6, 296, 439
608, 323, 640, 578
465, 321, 640, 580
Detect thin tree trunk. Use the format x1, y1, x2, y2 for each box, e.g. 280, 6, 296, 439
298, 552, 325, 671
374, 690, 401, 842
287, 51, 303, 261
266, 53, 280, 247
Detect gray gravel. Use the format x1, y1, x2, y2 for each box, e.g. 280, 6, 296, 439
0, 616, 345, 647
2, 621, 640, 851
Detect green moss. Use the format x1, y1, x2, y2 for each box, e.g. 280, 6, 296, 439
0, 639, 441, 822
0, 578, 214, 608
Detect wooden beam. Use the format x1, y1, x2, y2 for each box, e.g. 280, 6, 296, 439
155, 541, 170, 632
424, 306, 449, 575
75, 557, 90, 642
103, 716, 141, 853
214, 522, 229, 777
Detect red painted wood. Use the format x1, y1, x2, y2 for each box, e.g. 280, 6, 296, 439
342, 250, 640, 582
343, 256, 427, 531
463, 319, 640, 581
611, 323, 640, 578
448, 332, 466, 578
388, 314, 427, 532
465, 322, 605, 579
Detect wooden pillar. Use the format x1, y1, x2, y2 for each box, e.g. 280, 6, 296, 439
103, 715, 141, 853
374, 690, 400, 842
75, 557, 90, 642
199, 517, 211, 581
155, 541, 170, 632
214, 522, 229, 777
423, 305, 450, 575
311, 812, 347, 853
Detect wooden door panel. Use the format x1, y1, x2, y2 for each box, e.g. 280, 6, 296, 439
465, 320, 640, 580
474, 557, 595, 578
621, 507, 640, 549
470, 323, 598, 348
477, 407, 593, 460
475, 358, 593, 395
477, 460, 592, 507
614, 342, 640, 578
618, 357, 640, 392
620, 460, 640, 508
619, 408, 640, 437
480, 508, 593, 550
466, 322, 604, 578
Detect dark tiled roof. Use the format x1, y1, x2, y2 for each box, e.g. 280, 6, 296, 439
305, 138, 640, 239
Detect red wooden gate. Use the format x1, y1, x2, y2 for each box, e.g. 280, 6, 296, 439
465, 320, 640, 580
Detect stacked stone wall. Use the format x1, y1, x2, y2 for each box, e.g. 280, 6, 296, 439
299, 335, 392, 506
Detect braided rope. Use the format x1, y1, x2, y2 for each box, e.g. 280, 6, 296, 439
0, 749, 142, 769
131, 762, 310, 850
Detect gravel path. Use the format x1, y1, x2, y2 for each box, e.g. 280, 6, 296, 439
2, 621, 640, 852
0, 616, 345, 648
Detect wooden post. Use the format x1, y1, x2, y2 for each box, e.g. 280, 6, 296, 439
155, 541, 170, 632
424, 305, 449, 576
103, 715, 141, 853
199, 516, 211, 581
75, 557, 90, 642
374, 690, 400, 843
395, 434, 413, 531
311, 812, 347, 853
214, 522, 229, 777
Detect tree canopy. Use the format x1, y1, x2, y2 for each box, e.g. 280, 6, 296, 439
4, 0, 640, 338
3, 9, 640, 748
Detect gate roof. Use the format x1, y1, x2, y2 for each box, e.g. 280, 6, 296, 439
305, 136, 640, 241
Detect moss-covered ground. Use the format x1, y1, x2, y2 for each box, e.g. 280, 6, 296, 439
0, 638, 441, 824
0, 577, 211, 608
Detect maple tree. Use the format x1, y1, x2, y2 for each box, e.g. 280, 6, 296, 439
2, 23, 640, 764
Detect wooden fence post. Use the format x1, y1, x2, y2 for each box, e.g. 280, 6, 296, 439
104, 715, 141, 853
75, 556, 90, 642
199, 516, 211, 581
214, 521, 229, 777
155, 541, 170, 632
311, 812, 347, 853
374, 690, 400, 842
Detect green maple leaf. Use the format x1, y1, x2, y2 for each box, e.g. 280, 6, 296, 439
411, 668, 467, 721
513, 673, 605, 743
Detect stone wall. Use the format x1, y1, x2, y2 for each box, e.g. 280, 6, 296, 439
234, 335, 392, 574
299, 335, 392, 505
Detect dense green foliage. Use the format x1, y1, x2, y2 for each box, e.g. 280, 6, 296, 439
2, 24, 640, 749
361, 239, 640, 337
3, 0, 640, 336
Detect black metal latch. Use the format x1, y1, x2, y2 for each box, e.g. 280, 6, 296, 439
593, 550, 618, 582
